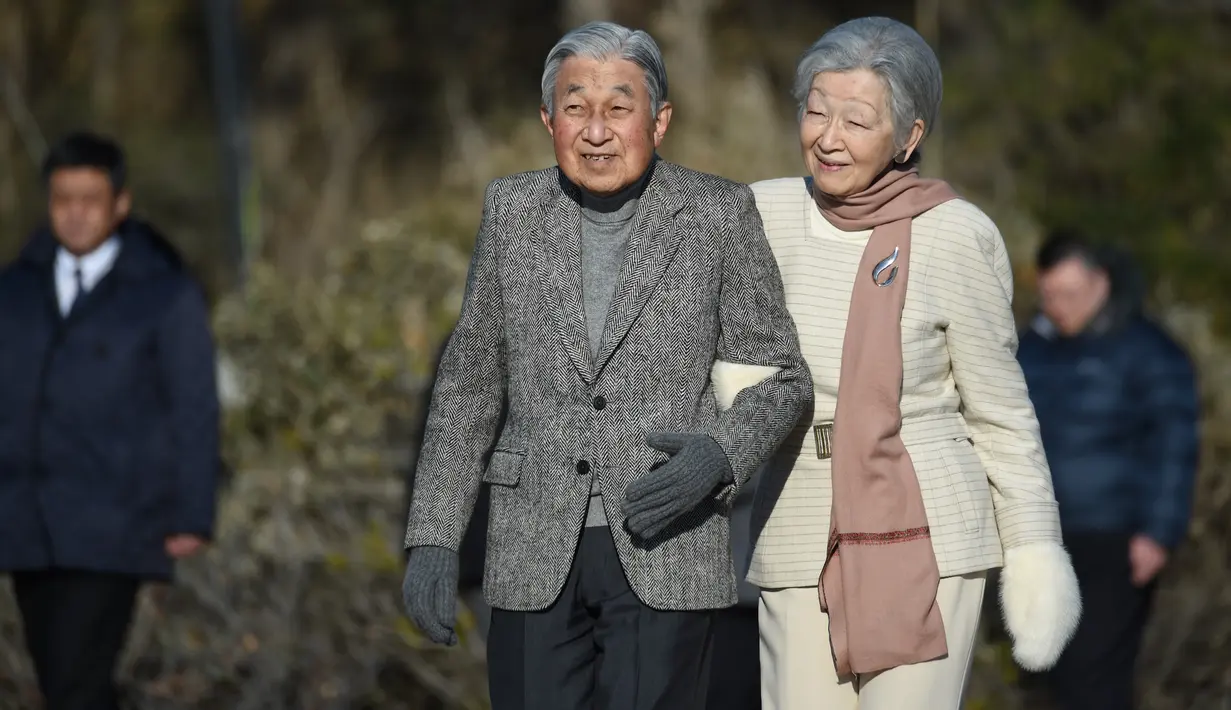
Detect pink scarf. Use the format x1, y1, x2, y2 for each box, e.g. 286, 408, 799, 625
815, 164, 958, 676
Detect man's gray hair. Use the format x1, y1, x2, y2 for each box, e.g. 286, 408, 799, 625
541, 21, 669, 117
793, 17, 942, 152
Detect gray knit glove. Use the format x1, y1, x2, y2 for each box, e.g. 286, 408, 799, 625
624, 433, 734, 540
402, 546, 460, 646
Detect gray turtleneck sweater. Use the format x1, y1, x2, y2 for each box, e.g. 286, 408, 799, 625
579, 173, 645, 528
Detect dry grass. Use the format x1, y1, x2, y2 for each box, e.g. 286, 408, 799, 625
0, 467, 489, 710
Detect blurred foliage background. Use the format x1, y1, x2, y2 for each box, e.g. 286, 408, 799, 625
1, 0, 1230, 707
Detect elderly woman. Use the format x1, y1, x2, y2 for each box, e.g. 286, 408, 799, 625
711, 17, 1081, 708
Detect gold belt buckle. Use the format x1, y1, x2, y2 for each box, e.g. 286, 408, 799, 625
812, 422, 833, 460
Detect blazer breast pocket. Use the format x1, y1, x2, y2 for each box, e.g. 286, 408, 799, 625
652, 283, 704, 309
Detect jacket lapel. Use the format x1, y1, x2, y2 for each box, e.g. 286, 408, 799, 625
592, 161, 685, 378
535, 173, 594, 384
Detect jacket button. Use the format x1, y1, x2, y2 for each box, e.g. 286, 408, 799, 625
592, 395, 607, 410
576, 459, 591, 475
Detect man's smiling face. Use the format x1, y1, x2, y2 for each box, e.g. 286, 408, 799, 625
541, 55, 672, 196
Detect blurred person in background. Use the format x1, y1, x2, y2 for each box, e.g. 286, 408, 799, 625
402, 20, 811, 710
733, 17, 1080, 708
1018, 232, 1200, 710
0, 132, 221, 710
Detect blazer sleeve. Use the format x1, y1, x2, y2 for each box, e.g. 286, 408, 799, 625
705, 184, 813, 503
404, 180, 507, 552
939, 209, 1062, 549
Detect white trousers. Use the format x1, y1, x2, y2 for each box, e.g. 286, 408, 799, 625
759, 572, 987, 710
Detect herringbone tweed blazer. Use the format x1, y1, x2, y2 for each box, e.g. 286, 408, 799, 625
405, 160, 812, 612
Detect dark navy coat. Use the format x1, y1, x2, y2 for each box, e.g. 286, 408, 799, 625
1017, 274, 1199, 550
0, 219, 220, 579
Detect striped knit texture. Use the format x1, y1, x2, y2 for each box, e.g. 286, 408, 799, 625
406, 162, 812, 611
747, 177, 1061, 589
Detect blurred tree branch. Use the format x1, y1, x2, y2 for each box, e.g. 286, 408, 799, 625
0, 63, 46, 169
302, 35, 383, 270
564, 0, 614, 27
90, 0, 121, 129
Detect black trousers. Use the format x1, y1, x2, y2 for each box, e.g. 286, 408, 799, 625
487, 527, 716, 710
706, 606, 761, 710
1045, 532, 1155, 710
11, 569, 141, 710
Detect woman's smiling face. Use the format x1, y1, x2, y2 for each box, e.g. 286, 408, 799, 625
800, 69, 923, 198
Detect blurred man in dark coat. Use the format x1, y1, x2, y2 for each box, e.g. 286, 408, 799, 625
0, 133, 221, 710
1018, 232, 1200, 710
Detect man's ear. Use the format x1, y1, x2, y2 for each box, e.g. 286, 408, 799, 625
115, 189, 132, 222
652, 102, 673, 148
540, 105, 554, 138
1094, 268, 1112, 295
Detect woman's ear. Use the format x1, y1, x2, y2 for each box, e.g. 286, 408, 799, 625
897, 119, 926, 163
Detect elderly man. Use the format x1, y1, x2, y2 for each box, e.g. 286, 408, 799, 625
402, 20, 810, 710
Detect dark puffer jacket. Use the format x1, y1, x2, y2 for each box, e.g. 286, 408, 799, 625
1017, 252, 1199, 549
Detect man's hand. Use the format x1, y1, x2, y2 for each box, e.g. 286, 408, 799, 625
1129, 534, 1168, 587
402, 546, 460, 646
165, 534, 207, 559
623, 433, 733, 540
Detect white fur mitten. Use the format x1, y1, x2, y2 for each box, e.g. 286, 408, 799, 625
999, 541, 1083, 671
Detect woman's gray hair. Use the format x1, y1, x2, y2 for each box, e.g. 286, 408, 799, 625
794, 17, 942, 152
541, 21, 669, 117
